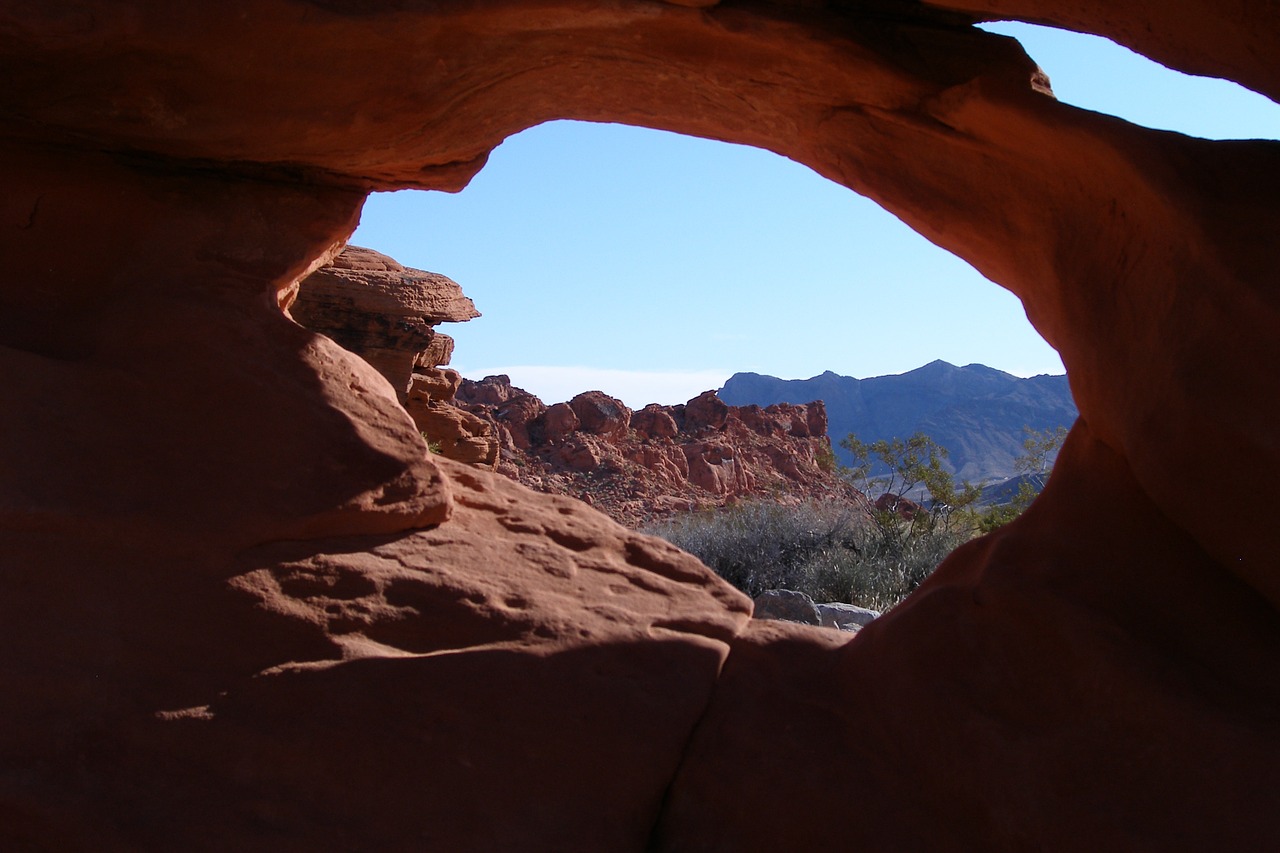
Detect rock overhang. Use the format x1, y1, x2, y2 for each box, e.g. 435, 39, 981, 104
0, 0, 1043, 190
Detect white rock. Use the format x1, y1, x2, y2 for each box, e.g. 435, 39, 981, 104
815, 602, 880, 631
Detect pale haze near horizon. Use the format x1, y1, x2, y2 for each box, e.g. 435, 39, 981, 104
352, 22, 1280, 409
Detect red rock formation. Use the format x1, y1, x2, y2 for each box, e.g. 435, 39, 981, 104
568, 390, 633, 443
290, 245, 478, 399
683, 388, 731, 432
633, 403, 680, 440
457, 376, 853, 526
4, 1, 1280, 849
874, 492, 925, 520
538, 401, 580, 443
294, 245, 499, 467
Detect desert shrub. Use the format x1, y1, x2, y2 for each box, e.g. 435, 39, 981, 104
646, 499, 963, 612
843, 524, 967, 611
973, 481, 1036, 534
650, 428, 1070, 611
842, 425, 1071, 536
646, 501, 859, 599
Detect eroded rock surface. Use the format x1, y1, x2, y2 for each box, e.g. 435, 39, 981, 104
293, 245, 499, 467
291, 244, 477, 395
4, 0, 1280, 849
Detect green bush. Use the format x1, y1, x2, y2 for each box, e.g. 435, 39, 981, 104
644, 501, 852, 598
841, 431, 981, 536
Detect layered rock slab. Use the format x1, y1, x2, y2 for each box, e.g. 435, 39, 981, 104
292, 245, 500, 467
4, 463, 751, 851
289, 244, 478, 400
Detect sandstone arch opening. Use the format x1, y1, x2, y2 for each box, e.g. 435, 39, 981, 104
334, 118, 1078, 603
352, 119, 1064, 406
339, 15, 1280, 570
7, 2, 1280, 849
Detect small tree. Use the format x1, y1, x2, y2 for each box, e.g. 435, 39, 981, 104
840, 432, 980, 535
834, 431, 977, 605
1017, 424, 1068, 485
975, 424, 1068, 533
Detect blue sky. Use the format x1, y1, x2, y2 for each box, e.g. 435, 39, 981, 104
352, 22, 1280, 408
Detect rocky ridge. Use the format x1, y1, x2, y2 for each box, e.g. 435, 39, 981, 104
455, 375, 862, 527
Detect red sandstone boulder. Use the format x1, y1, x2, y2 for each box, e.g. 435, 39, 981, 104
683, 390, 730, 432
569, 391, 632, 443
305, 246, 480, 325
538, 402, 580, 443
632, 404, 680, 440
412, 403, 498, 469
874, 492, 924, 520
804, 400, 828, 438
684, 442, 753, 495
457, 374, 517, 406
776, 402, 813, 437
292, 246, 502, 471
553, 439, 605, 473
624, 443, 691, 487
292, 246, 478, 398
493, 394, 548, 451
407, 367, 462, 403
760, 442, 804, 480
415, 332, 455, 370
735, 404, 771, 436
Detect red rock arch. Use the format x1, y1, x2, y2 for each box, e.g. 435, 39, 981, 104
3, 1, 1279, 848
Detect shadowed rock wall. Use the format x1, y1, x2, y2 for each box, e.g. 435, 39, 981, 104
3, 1, 1279, 849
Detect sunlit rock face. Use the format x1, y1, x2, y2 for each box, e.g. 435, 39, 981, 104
3, 1, 1280, 848
290, 245, 479, 401
292, 245, 501, 467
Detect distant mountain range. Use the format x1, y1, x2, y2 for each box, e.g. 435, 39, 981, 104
718, 361, 1077, 485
